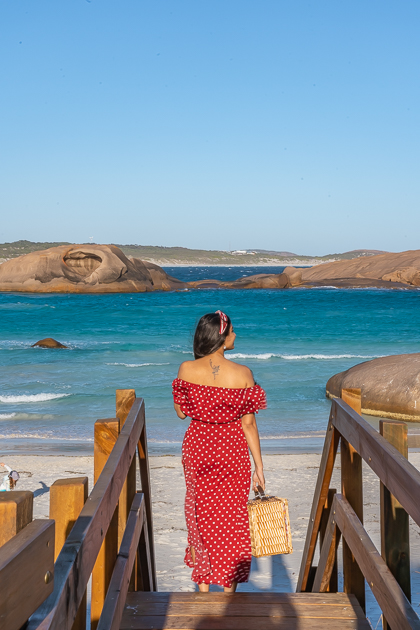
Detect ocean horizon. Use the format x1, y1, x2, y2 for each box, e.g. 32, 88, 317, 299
1, 265, 420, 456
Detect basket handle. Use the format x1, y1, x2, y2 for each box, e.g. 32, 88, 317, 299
254, 484, 269, 501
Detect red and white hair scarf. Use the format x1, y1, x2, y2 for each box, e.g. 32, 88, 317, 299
215, 310, 228, 335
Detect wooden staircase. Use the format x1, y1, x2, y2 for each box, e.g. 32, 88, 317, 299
120, 591, 369, 629
3, 387, 420, 630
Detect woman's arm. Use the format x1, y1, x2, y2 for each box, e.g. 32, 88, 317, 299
174, 402, 187, 419
241, 413, 265, 491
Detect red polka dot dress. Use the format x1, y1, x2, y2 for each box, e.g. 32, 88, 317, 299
172, 378, 266, 588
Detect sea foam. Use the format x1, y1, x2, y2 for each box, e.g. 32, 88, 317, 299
227, 353, 381, 361
106, 362, 170, 368
0, 393, 70, 403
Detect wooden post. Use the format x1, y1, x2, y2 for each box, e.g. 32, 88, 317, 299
0, 491, 33, 547
138, 417, 157, 591
380, 420, 410, 630
50, 477, 88, 630
91, 419, 120, 630
341, 387, 365, 612
319, 488, 338, 592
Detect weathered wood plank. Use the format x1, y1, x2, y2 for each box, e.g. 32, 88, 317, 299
319, 488, 338, 592
138, 420, 157, 591
313, 503, 341, 593
92, 419, 120, 630
121, 592, 370, 629
332, 399, 420, 529
380, 420, 411, 630
50, 477, 88, 630
125, 591, 364, 605
0, 520, 54, 630
341, 388, 365, 611
97, 493, 144, 630
119, 602, 363, 618
27, 398, 145, 630
333, 494, 420, 630
120, 615, 369, 629
297, 411, 340, 592
0, 490, 33, 546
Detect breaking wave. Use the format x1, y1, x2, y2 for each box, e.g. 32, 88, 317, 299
0, 393, 71, 403
106, 362, 170, 367
227, 353, 380, 361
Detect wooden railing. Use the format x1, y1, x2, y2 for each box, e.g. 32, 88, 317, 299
297, 388, 420, 630
0, 389, 156, 630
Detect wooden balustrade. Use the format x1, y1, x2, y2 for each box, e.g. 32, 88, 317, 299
20, 389, 156, 630
298, 389, 420, 629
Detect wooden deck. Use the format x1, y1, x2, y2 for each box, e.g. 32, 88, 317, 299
120, 592, 370, 629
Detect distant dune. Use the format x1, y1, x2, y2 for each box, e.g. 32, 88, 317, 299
0, 240, 388, 267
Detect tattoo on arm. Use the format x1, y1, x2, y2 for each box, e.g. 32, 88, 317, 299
209, 358, 220, 380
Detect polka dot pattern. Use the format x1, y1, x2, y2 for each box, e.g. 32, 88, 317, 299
172, 378, 267, 588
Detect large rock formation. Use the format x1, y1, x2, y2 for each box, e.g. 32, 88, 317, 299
326, 353, 420, 420
2, 246, 420, 292
299, 250, 420, 288
190, 267, 302, 290
0, 245, 188, 293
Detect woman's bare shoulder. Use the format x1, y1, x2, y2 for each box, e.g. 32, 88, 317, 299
177, 360, 195, 380
226, 360, 255, 387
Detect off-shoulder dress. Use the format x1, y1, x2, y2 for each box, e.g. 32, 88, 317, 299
172, 377, 266, 588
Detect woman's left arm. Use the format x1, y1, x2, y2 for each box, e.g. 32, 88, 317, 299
241, 413, 265, 491
174, 402, 187, 419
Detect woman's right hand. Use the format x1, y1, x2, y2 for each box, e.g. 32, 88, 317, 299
253, 466, 265, 492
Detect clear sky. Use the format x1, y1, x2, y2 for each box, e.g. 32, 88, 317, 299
0, 1, 419, 255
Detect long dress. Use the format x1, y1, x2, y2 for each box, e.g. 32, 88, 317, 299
172, 378, 266, 588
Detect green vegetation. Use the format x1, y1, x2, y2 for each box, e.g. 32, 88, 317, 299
0, 241, 387, 265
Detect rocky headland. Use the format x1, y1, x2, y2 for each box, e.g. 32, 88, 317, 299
0, 246, 420, 292
299, 249, 420, 288
0, 244, 188, 293
326, 353, 420, 421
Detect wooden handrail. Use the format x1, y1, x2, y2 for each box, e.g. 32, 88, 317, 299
315, 495, 420, 630
332, 399, 420, 528
300, 394, 420, 626
28, 398, 145, 630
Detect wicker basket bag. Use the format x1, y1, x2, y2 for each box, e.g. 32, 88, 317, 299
247, 486, 293, 557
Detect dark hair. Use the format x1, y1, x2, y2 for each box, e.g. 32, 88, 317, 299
193, 312, 232, 359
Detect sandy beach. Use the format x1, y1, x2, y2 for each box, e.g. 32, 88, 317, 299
4, 451, 420, 625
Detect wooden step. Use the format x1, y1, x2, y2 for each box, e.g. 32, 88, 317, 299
120, 591, 370, 629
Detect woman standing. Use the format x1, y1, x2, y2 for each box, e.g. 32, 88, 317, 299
172, 311, 266, 592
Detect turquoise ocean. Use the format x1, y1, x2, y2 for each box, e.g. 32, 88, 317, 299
1, 265, 420, 455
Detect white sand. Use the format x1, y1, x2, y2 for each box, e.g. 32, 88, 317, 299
3, 452, 420, 625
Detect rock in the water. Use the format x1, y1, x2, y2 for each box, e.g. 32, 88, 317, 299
32, 338, 68, 349
326, 353, 420, 420
0, 244, 189, 293
189, 272, 291, 290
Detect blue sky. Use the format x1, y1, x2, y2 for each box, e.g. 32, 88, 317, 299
0, 1, 419, 255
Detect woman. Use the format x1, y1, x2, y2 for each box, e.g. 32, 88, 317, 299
172, 310, 266, 592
